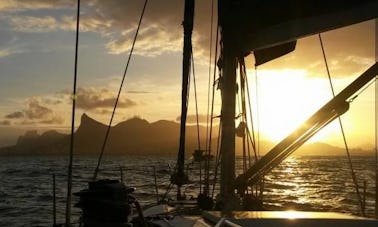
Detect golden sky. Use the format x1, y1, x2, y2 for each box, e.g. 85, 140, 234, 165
0, 0, 376, 149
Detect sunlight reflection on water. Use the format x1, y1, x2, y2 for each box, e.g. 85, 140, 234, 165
0, 155, 376, 226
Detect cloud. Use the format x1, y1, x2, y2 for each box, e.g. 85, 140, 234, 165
0, 0, 73, 12
176, 114, 208, 124
126, 90, 151, 94
0, 48, 12, 58
0, 120, 11, 126
87, 0, 215, 58
3, 97, 64, 125
42, 98, 63, 105
64, 87, 137, 111
24, 98, 53, 119
5, 111, 24, 119
106, 24, 182, 56
2, 0, 374, 73
93, 108, 113, 115
39, 116, 64, 124
2, 0, 215, 60
9, 16, 58, 32
0, 47, 24, 58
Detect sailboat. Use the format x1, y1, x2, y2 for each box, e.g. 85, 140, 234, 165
69, 0, 378, 226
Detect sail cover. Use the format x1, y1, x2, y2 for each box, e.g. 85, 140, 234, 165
219, 0, 378, 57
253, 41, 296, 66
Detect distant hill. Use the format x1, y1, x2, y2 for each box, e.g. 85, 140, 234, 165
0, 114, 372, 156
0, 114, 210, 156
0, 129, 68, 155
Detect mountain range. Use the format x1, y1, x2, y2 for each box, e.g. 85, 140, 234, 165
0, 113, 371, 156
0, 114, 209, 156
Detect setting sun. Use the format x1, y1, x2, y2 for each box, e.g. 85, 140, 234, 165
245, 67, 375, 148
247, 69, 333, 142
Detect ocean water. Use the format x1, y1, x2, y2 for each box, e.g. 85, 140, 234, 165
0, 155, 377, 226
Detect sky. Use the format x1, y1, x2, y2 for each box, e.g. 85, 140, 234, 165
0, 0, 377, 149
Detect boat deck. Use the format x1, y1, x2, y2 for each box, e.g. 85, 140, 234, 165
202, 211, 378, 227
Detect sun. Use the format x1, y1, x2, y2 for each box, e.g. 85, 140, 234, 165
246, 68, 339, 143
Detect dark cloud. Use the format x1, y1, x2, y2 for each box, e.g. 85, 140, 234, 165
3, 1, 374, 77
92, 0, 215, 58
24, 98, 53, 119
73, 87, 137, 110
126, 90, 151, 94
3, 0, 215, 59
4, 97, 64, 125
5, 111, 24, 119
176, 114, 208, 124
0, 120, 11, 126
42, 98, 63, 105
39, 116, 65, 124
93, 109, 113, 115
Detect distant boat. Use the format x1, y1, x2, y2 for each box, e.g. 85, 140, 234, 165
192, 149, 214, 162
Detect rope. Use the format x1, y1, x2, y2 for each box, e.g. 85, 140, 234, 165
318, 33, 365, 216
65, 0, 80, 225
93, 0, 148, 181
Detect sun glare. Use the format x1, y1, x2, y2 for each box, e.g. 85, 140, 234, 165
246, 69, 339, 143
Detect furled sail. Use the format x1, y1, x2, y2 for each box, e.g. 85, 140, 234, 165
219, 0, 378, 61
253, 41, 296, 66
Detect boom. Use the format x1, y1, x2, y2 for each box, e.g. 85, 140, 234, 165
234, 63, 378, 192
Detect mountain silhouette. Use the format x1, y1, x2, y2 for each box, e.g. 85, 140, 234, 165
0, 114, 371, 156
0, 114, 210, 156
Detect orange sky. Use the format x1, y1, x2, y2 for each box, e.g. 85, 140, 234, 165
0, 1, 376, 149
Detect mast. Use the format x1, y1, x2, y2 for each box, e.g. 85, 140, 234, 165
66, 0, 80, 225
172, 0, 194, 200
218, 0, 238, 209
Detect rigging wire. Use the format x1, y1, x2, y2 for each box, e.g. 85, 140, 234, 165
191, 50, 203, 194
205, 0, 215, 156
375, 68, 378, 219
206, 16, 220, 197
375, 18, 378, 219
348, 79, 376, 103
237, 61, 247, 173
318, 33, 365, 216
93, 0, 148, 181
239, 58, 262, 198
254, 66, 261, 158
241, 59, 258, 162
244, 87, 257, 162
209, 23, 221, 199
192, 53, 201, 152
65, 0, 80, 225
